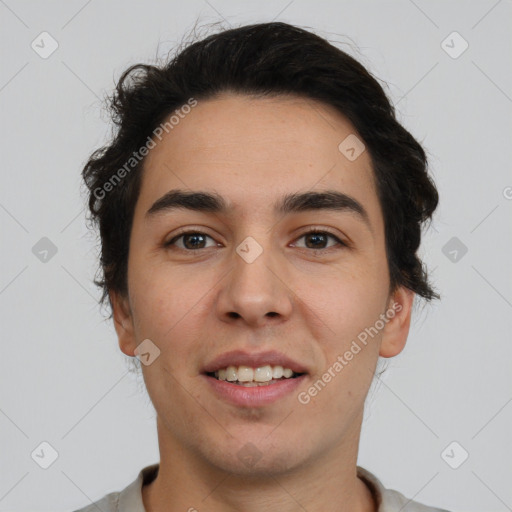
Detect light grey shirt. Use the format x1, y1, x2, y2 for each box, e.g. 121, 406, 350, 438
73, 464, 451, 512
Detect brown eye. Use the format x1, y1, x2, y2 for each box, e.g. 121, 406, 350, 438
293, 230, 345, 250
165, 232, 217, 250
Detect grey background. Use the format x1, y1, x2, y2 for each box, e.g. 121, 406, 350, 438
1, 1, 511, 511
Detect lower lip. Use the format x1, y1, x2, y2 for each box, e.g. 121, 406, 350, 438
203, 374, 307, 407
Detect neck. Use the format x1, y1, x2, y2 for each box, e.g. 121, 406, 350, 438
142, 417, 376, 512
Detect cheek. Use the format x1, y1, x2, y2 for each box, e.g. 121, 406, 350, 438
294, 269, 387, 398
127, 264, 211, 380
299, 264, 386, 334
128, 258, 200, 332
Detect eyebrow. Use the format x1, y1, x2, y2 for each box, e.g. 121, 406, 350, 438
146, 189, 371, 230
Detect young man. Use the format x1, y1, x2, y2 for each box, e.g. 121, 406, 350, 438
76, 22, 450, 512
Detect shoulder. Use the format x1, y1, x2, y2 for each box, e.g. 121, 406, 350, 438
357, 466, 452, 512
71, 491, 120, 512
380, 487, 452, 512
71, 463, 159, 512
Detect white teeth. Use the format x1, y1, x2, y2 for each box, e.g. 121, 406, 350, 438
237, 366, 254, 382
272, 365, 284, 379
254, 365, 272, 382
225, 365, 237, 381
213, 364, 299, 383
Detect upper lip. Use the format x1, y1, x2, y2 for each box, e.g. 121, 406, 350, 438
202, 349, 308, 374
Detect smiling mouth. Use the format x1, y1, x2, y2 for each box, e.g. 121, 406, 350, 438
206, 364, 305, 387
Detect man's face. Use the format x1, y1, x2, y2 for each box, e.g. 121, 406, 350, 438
112, 93, 413, 475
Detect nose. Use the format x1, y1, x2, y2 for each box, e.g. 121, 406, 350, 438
215, 238, 293, 328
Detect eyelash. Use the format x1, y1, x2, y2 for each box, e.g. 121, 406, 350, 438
164, 228, 347, 253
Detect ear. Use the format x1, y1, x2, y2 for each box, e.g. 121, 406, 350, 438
379, 286, 415, 358
110, 289, 137, 357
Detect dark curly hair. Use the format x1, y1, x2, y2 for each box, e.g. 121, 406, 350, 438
82, 21, 439, 319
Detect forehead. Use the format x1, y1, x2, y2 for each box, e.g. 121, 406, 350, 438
136, 93, 380, 223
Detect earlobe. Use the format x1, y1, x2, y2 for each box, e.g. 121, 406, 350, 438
379, 286, 415, 358
110, 290, 137, 357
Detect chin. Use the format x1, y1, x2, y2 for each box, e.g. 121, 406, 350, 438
203, 437, 308, 478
